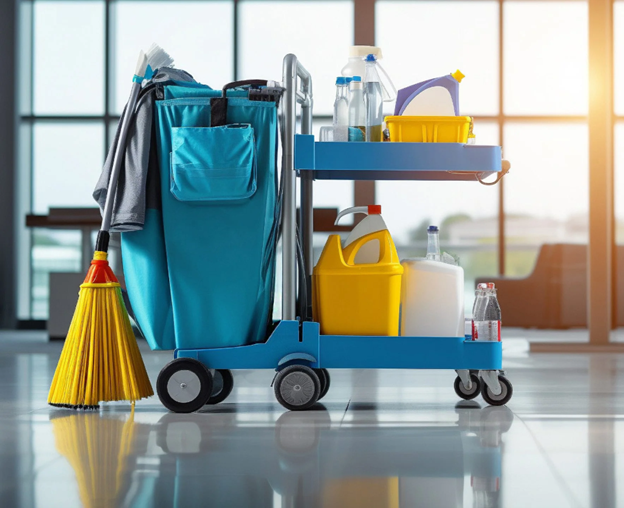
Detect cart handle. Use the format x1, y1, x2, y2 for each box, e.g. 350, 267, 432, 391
281, 55, 313, 321
221, 79, 268, 95
477, 159, 511, 186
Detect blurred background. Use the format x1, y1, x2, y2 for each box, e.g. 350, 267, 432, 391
1, 0, 622, 341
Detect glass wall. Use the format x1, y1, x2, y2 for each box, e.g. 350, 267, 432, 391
18, 0, 353, 319
376, 0, 500, 309
17, 0, 596, 326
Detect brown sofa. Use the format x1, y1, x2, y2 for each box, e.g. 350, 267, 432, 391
476, 244, 624, 329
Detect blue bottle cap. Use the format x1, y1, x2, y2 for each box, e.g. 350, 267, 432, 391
427, 226, 439, 232
365, 54, 377, 62
345, 77, 353, 83
352, 76, 362, 82
336, 77, 347, 85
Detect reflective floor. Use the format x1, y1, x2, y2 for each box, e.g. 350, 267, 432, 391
1, 333, 624, 507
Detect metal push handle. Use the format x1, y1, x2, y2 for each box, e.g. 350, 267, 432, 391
281, 54, 313, 321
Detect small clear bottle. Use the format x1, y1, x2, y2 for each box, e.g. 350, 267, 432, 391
475, 283, 502, 341
471, 283, 488, 340
363, 54, 384, 142
425, 225, 440, 261
333, 77, 349, 142
348, 76, 366, 142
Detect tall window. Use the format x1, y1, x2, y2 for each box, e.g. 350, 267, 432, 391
17, 0, 595, 320
18, 0, 353, 319
376, 0, 589, 310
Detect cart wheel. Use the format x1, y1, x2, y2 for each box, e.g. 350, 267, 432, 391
454, 373, 481, 400
481, 375, 513, 407
315, 369, 331, 401
157, 358, 213, 413
274, 365, 321, 411
206, 369, 234, 405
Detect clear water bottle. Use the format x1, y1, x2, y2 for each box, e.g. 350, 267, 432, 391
333, 77, 349, 142
475, 282, 502, 341
471, 283, 488, 340
348, 76, 366, 141
425, 225, 440, 261
363, 54, 383, 142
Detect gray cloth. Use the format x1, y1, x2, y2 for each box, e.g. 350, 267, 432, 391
93, 68, 196, 232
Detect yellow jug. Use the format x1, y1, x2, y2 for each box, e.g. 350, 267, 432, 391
313, 229, 403, 336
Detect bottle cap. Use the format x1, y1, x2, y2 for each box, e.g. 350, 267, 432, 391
477, 283, 488, 289
336, 77, 347, 85
352, 76, 362, 82
451, 69, 465, 83
427, 226, 439, 233
365, 54, 377, 62
348, 45, 383, 59
487, 282, 496, 289
345, 77, 353, 83
368, 205, 381, 215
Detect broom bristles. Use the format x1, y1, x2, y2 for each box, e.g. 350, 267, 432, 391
48, 252, 153, 409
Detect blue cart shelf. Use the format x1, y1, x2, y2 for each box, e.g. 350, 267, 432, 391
156, 54, 512, 413
177, 321, 502, 372
294, 134, 503, 181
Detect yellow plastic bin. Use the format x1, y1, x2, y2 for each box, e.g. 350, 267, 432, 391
313, 230, 404, 336
385, 115, 472, 143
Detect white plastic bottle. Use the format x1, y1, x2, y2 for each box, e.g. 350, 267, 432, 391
363, 55, 383, 142
334, 205, 387, 264
348, 76, 366, 142
333, 77, 349, 142
342, 46, 383, 79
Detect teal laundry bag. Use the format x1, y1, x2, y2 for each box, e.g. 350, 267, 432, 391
122, 208, 176, 350
154, 86, 278, 349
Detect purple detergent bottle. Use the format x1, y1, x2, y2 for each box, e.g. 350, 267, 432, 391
394, 70, 465, 116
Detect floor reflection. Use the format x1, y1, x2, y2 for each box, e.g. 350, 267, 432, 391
50, 404, 514, 508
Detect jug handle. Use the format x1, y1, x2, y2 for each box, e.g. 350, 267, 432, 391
343, 230, 397, 266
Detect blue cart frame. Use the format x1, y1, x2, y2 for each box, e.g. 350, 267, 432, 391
157, 54, 512, 413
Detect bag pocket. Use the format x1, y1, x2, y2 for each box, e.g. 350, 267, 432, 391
170, 124, 257, 203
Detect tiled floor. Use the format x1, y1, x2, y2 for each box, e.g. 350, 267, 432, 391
1, 332, 623, 507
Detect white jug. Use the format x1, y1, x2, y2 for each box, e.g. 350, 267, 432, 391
400, 258, 464, 337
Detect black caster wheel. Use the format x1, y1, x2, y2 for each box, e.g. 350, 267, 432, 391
481, 375, 513, 406
274, 365, 321, 411
205, 369, 234, 405
157, 358, 213, 413
454, 373, 481, 400
315, 368, 331, 401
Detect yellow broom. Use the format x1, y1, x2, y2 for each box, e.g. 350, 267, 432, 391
47, 47, 173, 409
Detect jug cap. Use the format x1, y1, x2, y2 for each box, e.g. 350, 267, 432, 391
451, 69, 465, 83
368, 205, 381, 214
352, 76, 362, 82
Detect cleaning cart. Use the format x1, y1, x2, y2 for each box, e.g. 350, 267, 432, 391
137, 54, 512, 413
